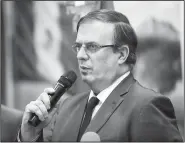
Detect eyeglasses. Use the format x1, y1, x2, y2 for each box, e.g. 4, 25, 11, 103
72, 42, 117, 54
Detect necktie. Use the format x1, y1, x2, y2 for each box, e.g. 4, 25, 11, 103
78, 96, 99, 141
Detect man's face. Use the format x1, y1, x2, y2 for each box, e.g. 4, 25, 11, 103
75, 20, 120, 88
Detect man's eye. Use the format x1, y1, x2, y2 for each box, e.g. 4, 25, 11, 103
72, 44, 81, 52
87, 44, 98, 51
77, 46, 82, 53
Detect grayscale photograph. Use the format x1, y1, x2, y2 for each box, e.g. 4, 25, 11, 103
1, 1, 184, 142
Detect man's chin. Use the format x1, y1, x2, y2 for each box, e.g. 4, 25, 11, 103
81, 75, 89, 82
81, 74, 92, 85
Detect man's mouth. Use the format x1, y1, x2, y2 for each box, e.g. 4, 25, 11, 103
80, 65, 89, 69
79, 66, 91, 72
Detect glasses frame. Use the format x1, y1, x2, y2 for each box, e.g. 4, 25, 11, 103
72, 42, 117, 54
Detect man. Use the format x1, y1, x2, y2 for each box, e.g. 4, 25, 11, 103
17, 9, 183, 142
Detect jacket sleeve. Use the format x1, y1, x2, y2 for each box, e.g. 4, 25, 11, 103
130, 96, 183, 142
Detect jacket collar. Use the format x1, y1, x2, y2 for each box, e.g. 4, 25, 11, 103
85, 73, 136, 133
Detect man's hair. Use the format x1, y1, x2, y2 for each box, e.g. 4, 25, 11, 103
76, 9, 138, 65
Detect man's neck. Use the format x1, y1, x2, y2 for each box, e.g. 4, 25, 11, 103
91, 71, 131, 95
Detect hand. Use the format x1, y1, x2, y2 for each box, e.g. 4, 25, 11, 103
20, 88, 57, 141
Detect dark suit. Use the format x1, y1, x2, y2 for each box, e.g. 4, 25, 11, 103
40, 74, 182, 142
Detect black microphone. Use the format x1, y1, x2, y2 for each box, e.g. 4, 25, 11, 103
80, 132, 101, 142
28, 71, 77, 127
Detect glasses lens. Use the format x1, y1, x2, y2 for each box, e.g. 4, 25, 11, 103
72, 42, 103, 53
86, 43, 100, 53
72, 43, 82, 53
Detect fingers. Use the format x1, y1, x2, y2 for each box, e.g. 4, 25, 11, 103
44, 88, 55, 95
38, 92, 51, 110
25, 100, 48, 121
37, 88, 55, 110
34, 100, 49, 118
24, 87, 55, 123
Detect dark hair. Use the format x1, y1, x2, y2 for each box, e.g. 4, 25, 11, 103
76, 9, 138, 65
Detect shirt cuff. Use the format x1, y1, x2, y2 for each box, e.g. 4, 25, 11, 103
17, 128, 41, 142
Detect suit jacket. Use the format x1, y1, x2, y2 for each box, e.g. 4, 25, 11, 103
41, 73, 183, 142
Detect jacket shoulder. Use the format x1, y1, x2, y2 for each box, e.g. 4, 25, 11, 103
128, 80, 175, 118
129, 81, 163, 103
128, 81, 182, 141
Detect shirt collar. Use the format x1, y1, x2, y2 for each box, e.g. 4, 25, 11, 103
89, 71, 130, 104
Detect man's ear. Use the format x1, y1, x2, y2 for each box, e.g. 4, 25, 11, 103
118, 45, 129, 65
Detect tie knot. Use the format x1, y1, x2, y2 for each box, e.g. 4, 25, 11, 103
87, 96, 99, 110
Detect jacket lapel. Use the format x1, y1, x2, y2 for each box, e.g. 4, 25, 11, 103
54, 93, 89, 141
68, 95, 89, 141
85, 73, 135, 133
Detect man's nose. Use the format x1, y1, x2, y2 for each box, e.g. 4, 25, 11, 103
77, 46, 89, 60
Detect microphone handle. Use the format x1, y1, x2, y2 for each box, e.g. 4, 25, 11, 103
28, 113, 42, 127
28, 84, 67, 127
28, 93, 54, 127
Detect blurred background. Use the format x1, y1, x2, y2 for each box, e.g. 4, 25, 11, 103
1, 1, 184, 138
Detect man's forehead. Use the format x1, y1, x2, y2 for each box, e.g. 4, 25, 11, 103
76, 20, 114, 44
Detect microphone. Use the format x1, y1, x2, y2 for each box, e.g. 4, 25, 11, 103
80, 132, 101, 142
28, 71, 77, 127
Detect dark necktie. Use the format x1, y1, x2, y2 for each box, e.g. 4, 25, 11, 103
78, 96, 99, 141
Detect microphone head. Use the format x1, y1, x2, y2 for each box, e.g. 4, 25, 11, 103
58, 71, 77, 88
65, 70, 77, 83
80, 132, 101, 142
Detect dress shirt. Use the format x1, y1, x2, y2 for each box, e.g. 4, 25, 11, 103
88, 71, 130, 119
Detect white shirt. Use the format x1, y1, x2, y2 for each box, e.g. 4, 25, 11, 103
88, 71, 130, 120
